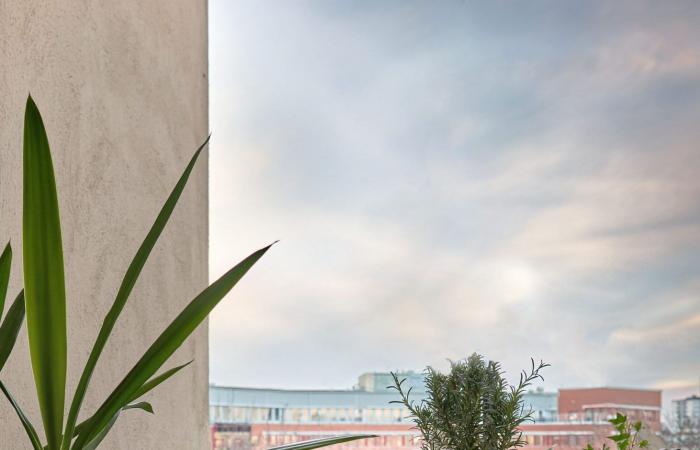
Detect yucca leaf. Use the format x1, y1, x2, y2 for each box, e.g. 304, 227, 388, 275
0, 242, 11, 315
122, 401, 154, 414
68, 362, 188, 444
127, 360, 192, 403
71, 401, 153, 441
268, 435, 378, 450
0, 380, 43, 450
72, 243, 274, 448
62, 136, 210, 450
81, 412, 119, 450
0, 291, 26, 371
23, 95, 67, 450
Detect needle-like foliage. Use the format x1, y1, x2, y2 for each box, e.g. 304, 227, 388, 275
390, 353, 548, 450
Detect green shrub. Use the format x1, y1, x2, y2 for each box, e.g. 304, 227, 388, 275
390, 353, 548, 450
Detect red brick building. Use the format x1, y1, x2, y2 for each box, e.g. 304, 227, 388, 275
516, 387, 663, 450
519, 422, 614, 450
559, 388, 662, 432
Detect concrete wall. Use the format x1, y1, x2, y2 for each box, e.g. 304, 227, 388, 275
0, 2, 209, 449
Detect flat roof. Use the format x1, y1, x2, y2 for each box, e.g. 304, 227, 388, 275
560, 387, 661, 393
209, 385, 419, 409
209, 384, 556, 410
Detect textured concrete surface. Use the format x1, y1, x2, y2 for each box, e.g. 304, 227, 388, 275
0, 1, 209, 448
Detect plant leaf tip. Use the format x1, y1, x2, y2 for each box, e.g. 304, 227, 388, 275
259, 240, 280, 253
263, 240, 280, 252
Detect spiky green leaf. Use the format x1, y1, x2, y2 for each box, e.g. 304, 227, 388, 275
127, 360, 192, 404
0, 291, 26, 371
73, 244, 273, 448
81, 412, 119, 450
68, 361, 186, 445
0, 380, 43, 450
78, 404, 155, 450
268, 435, 377, 450
0, 242, 11, 315
62, 136, 210, 450
23, 95, 67, 449
71, 401, 153, 442
123, 401, 154, 414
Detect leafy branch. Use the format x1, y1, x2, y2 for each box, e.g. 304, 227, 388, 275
584, 413, 649, 450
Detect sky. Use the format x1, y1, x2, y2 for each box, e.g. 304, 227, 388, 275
207, 0, 700, 399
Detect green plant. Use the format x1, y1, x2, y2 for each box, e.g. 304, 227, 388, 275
0, 243, 26, 374
390, 353, 548, 450
584, 413, 649, 450
0, 95, 374, 450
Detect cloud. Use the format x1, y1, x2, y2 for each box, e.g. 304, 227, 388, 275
208, 0, 700, 392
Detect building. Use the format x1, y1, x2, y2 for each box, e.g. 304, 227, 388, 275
559, 387, 662, 432
1, 2, 208, 448
524, 387, 558, 422
210, 373, 565, 450
673, 395, 700, 423
358, 371, 425, 394
519, 422, 613, 449
209, 378, 422, 450
518, 387, 663, 450
209, 384, 418, 426
210, 376, 665, 450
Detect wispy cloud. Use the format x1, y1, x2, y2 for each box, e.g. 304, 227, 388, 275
208, 0, 700, 392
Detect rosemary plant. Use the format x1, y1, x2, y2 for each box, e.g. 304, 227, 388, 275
390, 353, 548, 450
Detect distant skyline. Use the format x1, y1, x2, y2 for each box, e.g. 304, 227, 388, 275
208, 1, 700, 396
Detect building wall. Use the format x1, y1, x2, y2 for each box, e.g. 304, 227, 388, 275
358, 371, 425, 394
523, 390, 558, 422
559, 388, 662, 415
210, 384, 667, 450
0, 2, 209, 449
210, 385, 418, 425
212, 424, 253, 450
209, 384, 559, 427
210, 421, 621, 450
673, 395, 700, 422
248, 423, 418, 450
558, 388, 662, 432
520, 422, 614, 450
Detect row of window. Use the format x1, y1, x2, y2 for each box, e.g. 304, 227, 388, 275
256, 433, 418, 449
523, 434, 591, 447
211, 405, 406, 424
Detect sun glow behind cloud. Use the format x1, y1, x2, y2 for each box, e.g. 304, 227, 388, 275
208, 0, 700, 391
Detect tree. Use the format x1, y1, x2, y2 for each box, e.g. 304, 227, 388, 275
662, 417, 700, 450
